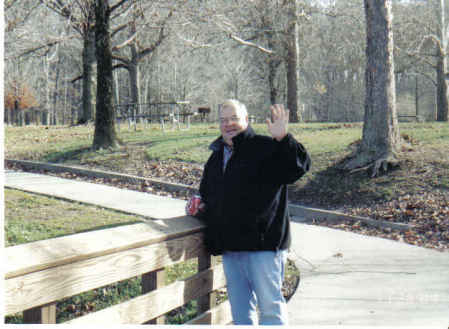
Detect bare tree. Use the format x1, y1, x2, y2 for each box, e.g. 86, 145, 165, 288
189, 0, 310, 122
93, 0, 129, 150
341, 0, 401, 177
285, 0, 301, 122
435, 0, 448, 121
41, 0, 98, 124
393, 0, 448, 122
228, 0, 306, 122
302, 0, 366, 122
5, 0, 80, 125
111, 1, 173, 118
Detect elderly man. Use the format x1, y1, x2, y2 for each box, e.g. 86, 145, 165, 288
187, 99, 310, 325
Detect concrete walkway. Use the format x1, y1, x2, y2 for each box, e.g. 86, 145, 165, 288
5, 170, 449, 326
287, 223, 449, 326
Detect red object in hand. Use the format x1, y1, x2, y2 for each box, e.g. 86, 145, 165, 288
187, 195, 202, 216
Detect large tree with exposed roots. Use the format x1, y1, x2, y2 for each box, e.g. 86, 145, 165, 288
340, 0, 402, 177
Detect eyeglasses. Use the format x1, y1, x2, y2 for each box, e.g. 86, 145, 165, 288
219, 116, 240, 124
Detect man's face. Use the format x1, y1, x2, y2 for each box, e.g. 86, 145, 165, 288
220, 105, 248, 146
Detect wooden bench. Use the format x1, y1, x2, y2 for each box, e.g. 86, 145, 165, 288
5, 217, 232, 324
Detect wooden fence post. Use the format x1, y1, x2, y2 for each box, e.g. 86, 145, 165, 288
197, 251, 218, 323
142, 268, 166, 324
23, 302, 57, 324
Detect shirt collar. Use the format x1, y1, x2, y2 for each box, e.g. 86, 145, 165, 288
209, 125, 255, 152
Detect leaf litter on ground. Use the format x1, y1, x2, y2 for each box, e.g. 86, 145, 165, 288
7, 155, 449, 252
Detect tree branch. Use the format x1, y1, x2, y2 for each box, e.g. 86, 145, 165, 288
112, 54, 130, 65
7, 1, 41, 32
111, 22, 129, 38
137, 28, 166, 60
7, 35, 76, 60
229, 34, 274, 54
113, 63, 129, 71
406, 51, 438, 69
175, 31, 214, 49
112, 32, 137, 51
40, 0, 83, 35
419, 34, 442, 52
71, 75, 82, 83
413, 71, 437, 86
109, 0, 130, 14
136, 9, 173, 61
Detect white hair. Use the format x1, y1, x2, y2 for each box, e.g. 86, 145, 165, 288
220, 99, 248, 117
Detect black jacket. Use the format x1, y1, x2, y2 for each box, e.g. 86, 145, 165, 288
199, 126, 311, 255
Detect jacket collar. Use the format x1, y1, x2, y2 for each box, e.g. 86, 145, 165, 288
209, 125, 255, 152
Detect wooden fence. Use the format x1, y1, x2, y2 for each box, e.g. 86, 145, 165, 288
4, 216, 232, 325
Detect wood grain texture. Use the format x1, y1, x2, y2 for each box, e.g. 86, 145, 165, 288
197, 253, 220, 316
5, 233, 205, 315
142, 269, 166, 324
5, 217, 204, 279
187, 300, 232, 325
65, 265, 226, 324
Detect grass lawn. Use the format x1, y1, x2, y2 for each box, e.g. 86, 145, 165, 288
5, 121, 448, 220
4, 189, 145, 246
6, 121, 448, 207
6, 121, 447, 166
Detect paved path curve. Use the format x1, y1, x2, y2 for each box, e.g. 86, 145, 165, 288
5, 170, 449, 326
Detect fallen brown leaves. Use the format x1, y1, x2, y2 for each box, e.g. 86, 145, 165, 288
335, 192, 449, 251
6, 159, 449, 252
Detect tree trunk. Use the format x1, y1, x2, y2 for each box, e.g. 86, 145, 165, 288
436, 56, 449, 121
143, 74, 149, 104
71, 84, 78, 125
63, 79, 68, 124
129, 59, 140, 121
114, 69, 120, 109
286, 0, 300, 123
128, 15, 141, 120
14, 100, 19, 126
81, 28, 97, 123
52, 47, 62, 125
93, 0, 120, 150
266, 29, 281, 105
436, 0, 448, 121
415, 75, 419, 119
5, 107, 9, 125
44, 56, 51, 126
268, 59, 279, 104
342, 0, 401, 177
324, 70, 333, 122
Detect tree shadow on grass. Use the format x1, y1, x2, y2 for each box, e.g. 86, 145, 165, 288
289, 160, 402, 210
42, 146, 93, 163
42, 133, 215, 164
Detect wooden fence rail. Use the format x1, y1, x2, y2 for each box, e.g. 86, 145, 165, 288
5, 217, 231, 325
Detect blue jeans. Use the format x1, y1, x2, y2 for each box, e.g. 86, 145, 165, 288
222, 250, 288, 325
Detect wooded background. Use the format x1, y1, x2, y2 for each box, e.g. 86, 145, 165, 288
4, 0, 449, 126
